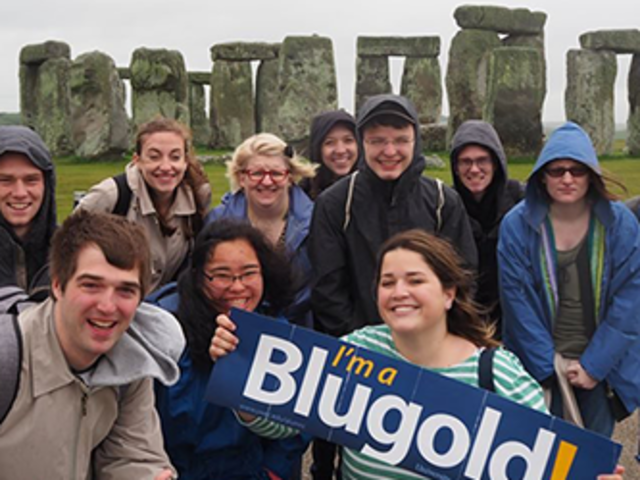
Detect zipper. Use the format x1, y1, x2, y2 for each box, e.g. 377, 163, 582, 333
69, 386, 89, 480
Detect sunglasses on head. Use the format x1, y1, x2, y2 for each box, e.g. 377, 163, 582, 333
544, 165, 589, 178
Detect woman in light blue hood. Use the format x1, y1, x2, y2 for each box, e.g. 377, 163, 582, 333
498, 122, 640, 438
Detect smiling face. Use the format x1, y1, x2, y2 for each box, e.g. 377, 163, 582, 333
377, 248, 455, 337
362, 124, 415, 181
455, 145, 496, 201
542, 159, 591, 205
240, 155, 291, 211
202, 239, 264, 313
321, 124, 358, 176
0, 153, 45, 239
133, 131, 188, 198
52, 244, 142, 371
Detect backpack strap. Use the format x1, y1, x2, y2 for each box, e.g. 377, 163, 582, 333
0, 313, 22, 425
342, 171, 359, 232
478, 347, 496, 393
435, 178, 445, 233
112, 173, 133, 216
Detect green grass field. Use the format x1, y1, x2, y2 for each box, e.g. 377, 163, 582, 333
54, 143, 640, 220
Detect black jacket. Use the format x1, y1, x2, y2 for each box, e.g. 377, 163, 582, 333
309, 95, 477, 337
300, 110, 357, 201
0, 126, 56, 295
450, 120, 524, 329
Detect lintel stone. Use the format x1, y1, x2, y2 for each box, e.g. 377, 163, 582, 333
117, 67, 130, 79
580, 29, 640, 54
357, 36, 440, 58
189, 72, 210, 85
454, 5, 546, 35
211, 42, 280, 61
20, 41, 71, 65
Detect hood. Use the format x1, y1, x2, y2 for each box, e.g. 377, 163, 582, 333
309, 110, 357, 165
525, 121, 601, 204
356, 94, 424, 186
83, 302, 186, 388
450, 120, 508, 193
0, 126, 57, 287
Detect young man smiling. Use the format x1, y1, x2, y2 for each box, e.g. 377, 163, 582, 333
0, 126, 56, 296
0, 210, 184, 480
309, 94, 477, 339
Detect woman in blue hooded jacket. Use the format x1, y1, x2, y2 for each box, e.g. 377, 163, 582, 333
498, 122, 640, 437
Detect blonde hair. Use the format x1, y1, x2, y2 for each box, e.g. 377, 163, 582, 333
227, 133, 316, 192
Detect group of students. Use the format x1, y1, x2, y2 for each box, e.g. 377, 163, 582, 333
0, 92, 635, 479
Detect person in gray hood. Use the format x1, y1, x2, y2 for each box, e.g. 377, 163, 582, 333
450, 120, 524, 336
0, 126, 56, 297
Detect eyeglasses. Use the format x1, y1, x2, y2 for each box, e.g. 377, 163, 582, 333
363, 137, 414, 149
203, 270, 261, 289
242, 169, 290, 184
544, 166, 589, 178
458, 156, 493, 171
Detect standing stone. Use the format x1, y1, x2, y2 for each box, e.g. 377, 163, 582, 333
400, 57, 442, 124
355, 56, 391, 114
627, 54, 640, 155
19, 41, 73, 156
69, 51, 129, 159
446, 29, 501, 144
565, 49, 617, 155
276, 36, 338, 143
129, 48, 190, 130
256, 58, 280, 134
454, 5, 547, 35
210, 60, 254, 148
484, 47, 545, 158
502, 33, 545, 51
189, 82, 211, 147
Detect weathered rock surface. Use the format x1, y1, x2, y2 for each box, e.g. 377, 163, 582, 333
129, 47, 190, 129
627, 54, 640, 155
69, 51, 129, 159
420, 124, 447, 152
357, 36, 440, 58
20, 40, 70, 65
502, 33, 545, 50
565, 49, 617, 155
580, 29, 640, 55
210, 60, 254, 148
189, 71, 211, 85
189, 82, 211, 147
255, 58, 280, 134
446, 29, 501, 145
355, 56, 391, 114
401, 57, 442, 124
211, 42, 280, 61
454, 5, 547, 35
275, 36, 338, 142
484, 47, 545, 158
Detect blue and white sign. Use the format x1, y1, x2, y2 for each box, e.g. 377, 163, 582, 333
206, 309, 621, 479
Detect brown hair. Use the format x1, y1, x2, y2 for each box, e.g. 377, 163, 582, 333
135, 117, 210, 236
375, 229, 498, 348
534, 163, 627, 203
50, 210, 152, 297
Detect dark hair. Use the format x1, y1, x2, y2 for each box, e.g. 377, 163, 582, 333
177, 218, 295, 370
50, 210, 151, 296
361, 114, 413, 132
135, 117, 210, 237
375, 229, 498, 348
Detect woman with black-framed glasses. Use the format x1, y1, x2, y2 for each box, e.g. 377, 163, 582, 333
498, 121, 640, 438
150, 218, 308, 480
205, 133, 317, 328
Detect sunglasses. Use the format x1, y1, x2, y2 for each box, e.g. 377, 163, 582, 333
544, 166, 589, 178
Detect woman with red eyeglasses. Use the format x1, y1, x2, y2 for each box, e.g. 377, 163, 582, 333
498, 122, 640, 438
205, 133, 316, 328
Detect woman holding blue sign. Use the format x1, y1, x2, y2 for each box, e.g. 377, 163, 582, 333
498, 122, 640, 439
152, 218, 307, 480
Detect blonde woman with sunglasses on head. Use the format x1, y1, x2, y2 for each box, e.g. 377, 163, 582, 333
498, 122, 640, 438
206, 133, 316, 328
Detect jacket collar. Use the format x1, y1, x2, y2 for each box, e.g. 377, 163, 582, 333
523, 195, 615, 231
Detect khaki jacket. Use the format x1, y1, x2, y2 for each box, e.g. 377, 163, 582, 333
77, 163, 211, 292
0, 300, 181, 479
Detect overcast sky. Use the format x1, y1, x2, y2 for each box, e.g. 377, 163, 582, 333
1, 0, 637, 123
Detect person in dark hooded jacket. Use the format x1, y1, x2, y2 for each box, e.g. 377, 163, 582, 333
300, 110, 358, 200
450, 120, 524, 336
0, 126, 56, 297
309, 94, 477, 339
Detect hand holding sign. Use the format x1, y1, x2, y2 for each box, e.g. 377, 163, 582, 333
210, 314, 239, 362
